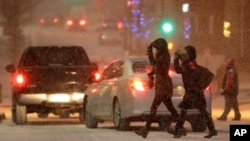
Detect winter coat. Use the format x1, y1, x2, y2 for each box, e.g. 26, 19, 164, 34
174, 58, 214, 109
148, 48, 173, 98
221, 64, 239, 96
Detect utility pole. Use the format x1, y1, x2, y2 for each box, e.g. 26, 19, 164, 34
1, 0, 20, 61
0, 0, 41, 62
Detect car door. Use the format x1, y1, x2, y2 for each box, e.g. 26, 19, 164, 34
95, 61, 124, 117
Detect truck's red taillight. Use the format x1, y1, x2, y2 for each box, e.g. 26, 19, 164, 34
14, 73, 27, 87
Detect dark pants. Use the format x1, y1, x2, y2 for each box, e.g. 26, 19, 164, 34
220, 95, 241, 118
145, 94, 178, 130
175, 108, 216, 132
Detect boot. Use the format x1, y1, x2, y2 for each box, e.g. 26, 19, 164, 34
232, 117, 240, 121
204, 129, 217, 138
232, 114, 241, 121
217, 116, 227, 121
167, 128, 187, 138
135, 127, 149, 138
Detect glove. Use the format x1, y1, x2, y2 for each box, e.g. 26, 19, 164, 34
219, 88, 224, 95
147, 73, 154, 89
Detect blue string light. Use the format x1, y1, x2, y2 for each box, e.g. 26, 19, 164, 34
124, 0, 154, 39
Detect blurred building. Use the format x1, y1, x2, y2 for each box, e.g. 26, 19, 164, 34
173, 0, 249, 69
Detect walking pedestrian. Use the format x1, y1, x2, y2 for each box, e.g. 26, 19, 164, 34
217, 58, 241, 121
168, 45, 217, 138
135, 38, 179, 138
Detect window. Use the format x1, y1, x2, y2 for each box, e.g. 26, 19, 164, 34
102, 61, 124, 80
132, 61, 151, 73
22, 47, 90, 66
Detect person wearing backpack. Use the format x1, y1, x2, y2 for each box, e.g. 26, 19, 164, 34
168, 45, 217, 138
134, 38, 179, 138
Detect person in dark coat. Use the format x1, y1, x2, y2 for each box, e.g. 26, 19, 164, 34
135, 38, 179, 138
168, 45, 217, 138
217, 58, 241, 121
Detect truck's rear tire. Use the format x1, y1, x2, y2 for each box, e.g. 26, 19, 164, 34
15, 103, 27, 125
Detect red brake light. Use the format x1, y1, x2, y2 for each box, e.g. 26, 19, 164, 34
40, 18, 45, 24
94, 72, 101, 81
16, 74, 24, 84
168, 69, 174, 76
205, 86, 211, 92
79, 20, 86, 26
117, 22, 123, 29
53, 18, 59, 23
67, 20, 73, 26
130, 79, 147, 92
14, 73, 27, 87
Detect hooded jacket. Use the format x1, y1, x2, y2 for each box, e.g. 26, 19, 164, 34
222, 59, 239, 96
147, 38, 173, 98
174, 46, 214, 109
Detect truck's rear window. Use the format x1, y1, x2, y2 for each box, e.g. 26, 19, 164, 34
22, 47, 90, 66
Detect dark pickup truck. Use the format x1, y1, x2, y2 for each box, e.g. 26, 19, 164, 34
5, 46, 98, 125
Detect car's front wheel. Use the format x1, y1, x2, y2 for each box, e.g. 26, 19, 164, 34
85, 98, 98, 128
113, 99, 130, 131
79, 98, 86, 124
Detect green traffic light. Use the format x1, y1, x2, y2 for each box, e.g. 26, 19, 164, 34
160, 20, 175, 35
162, 22, 173, 33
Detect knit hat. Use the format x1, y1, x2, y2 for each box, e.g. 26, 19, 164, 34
227, 58, 235, 68
184, 45, 196, 61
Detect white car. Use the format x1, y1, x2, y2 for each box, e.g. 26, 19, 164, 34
83, 57, 212, 131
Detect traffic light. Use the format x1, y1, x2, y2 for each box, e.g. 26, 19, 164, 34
168, 42, 174, 50
223, 21, 231, 37
159, 19, 175, 36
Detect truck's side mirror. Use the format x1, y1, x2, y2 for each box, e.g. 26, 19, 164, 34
5, 64, 16, 73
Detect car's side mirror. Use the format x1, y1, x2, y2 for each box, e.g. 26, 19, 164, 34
5, 64, 16, 73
